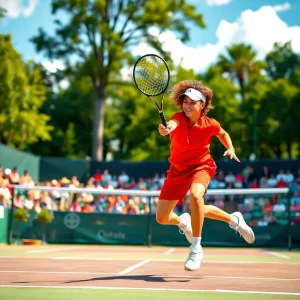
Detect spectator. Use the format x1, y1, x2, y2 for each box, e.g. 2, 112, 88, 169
39, 191, 52, 210
234, 173, 244, 188
276, 178, 287, 188
24, 191, 35, 210
249, 217, 258, 226
225, 172, 235, 184
243, 203, 253, 219
102, 170, 112, 185
257, 217, 268, 226
259, 177, 269, 188
276, 170, 286, 182
93, 169, 102, 184
59, 177, 71, 211
70, 176, 80, 188
291, 192, 300, 205
118, 171, 130, 184
247, 167, 257, 187
267, 174, 277, 187
19, 170, 34, 187
284, 170, 294, 184
216, 171, 226, 188
14, 192, 24, 209
49, 180, 61, 211
126, 198, 140, 214
8, 167, 20, 185
272, 198, 286, 213
110, 176, 119, 188
250, 179, 259, 189
69, 196, 82, 212
263, 199, 273, 213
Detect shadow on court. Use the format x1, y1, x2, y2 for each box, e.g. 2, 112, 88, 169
63, 274, 200, 284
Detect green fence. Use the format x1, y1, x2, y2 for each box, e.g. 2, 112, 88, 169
0, 207, 8, 243
4, 208, 299, 247
0, 144, 40, 182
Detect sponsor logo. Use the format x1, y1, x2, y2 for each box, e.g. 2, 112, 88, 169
97, 230, 126, 240
64, 213, 80, 229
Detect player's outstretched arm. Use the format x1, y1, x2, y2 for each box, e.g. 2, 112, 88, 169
216, 127, 240, 162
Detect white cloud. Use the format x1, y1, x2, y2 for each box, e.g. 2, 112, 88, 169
272, 2, 291, 12
206, 0, 232, 6
133, 6, 300, 74
0, 0, 38, 18
42, 59, 65, 73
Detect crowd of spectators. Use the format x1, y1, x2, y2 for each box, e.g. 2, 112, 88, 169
1, 164, 300, 226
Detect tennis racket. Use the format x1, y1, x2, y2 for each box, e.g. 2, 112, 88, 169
133, 54, 170, 130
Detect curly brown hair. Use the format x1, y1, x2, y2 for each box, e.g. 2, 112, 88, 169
169, 80, 214, 115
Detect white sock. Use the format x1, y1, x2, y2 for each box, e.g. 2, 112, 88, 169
178, 217, 188, 227
191, 237, 201, 248
229, 215, 239, 226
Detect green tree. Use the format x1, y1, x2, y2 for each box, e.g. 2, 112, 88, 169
30, 75, 94, 157
266, 41, 300, 82
259, 42, 300, 158
0, 34, 52, 149
31, 0, 206, 161
217, 44, 264, 102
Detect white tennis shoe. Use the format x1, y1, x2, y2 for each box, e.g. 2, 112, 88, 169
178, 213, 193, 244
184, 245, 203, 271
229, 212, 255, 244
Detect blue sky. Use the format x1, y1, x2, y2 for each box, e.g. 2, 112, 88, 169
0, 0, 299, 73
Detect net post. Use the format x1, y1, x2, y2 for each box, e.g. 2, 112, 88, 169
147, 196, 152, 247
7, 186, 15, 245
287, 190, 292, 251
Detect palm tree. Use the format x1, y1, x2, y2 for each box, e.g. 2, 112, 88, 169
217, 44, 264, 101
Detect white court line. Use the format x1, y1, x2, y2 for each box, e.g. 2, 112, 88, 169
0, 271, 116, 275
49, 257, 300, 265
0, 285, 299, 295
27, 247, 82, 253
0, 270, 299, 281
266, 251, 290, 259
1, 256, 299, 265
118, 259, 151, 275
164, 248, 175, 255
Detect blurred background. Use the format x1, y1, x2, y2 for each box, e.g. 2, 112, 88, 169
0, 0, 299, 246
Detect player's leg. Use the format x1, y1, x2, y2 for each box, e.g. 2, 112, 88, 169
156, 199, 193, 243
156, 199, 180, 225
158, 170, 193, 244
204, 204, 231, 222
184, 182, 205, 271
204, 204, 255, 244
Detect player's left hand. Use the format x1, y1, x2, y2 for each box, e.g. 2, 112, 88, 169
223, 148, 240, 162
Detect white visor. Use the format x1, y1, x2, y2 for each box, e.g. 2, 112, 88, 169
179, 88, 206, 103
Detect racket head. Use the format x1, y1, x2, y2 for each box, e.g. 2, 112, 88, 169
133, 54, 170, 97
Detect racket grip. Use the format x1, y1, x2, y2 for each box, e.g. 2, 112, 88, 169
159, 112, 170, 137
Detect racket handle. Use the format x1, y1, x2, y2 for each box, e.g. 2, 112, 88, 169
159, 112, 170, 137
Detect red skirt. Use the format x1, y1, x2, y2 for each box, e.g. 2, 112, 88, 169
159, 163, 216, 203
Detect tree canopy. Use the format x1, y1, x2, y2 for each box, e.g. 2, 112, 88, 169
31, 0, 206, 161
0, 1, 299, 161
0, 34, 52, 150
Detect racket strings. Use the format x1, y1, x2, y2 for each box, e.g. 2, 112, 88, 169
135, 56, 169, 96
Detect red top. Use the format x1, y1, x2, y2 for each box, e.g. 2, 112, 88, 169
169, 112, 221, 174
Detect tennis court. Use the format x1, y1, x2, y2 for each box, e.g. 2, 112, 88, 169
0, 244, 300, 299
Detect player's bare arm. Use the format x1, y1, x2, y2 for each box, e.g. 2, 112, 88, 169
158, 120, 178, 136
216, 127, 240, 162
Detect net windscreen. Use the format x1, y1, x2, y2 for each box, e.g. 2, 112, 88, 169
134, 55, 169, 96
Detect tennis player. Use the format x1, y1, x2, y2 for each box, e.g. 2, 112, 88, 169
156, 80, 255, 271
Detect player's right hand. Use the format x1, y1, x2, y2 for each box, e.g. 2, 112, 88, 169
158, 124, 170, 136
